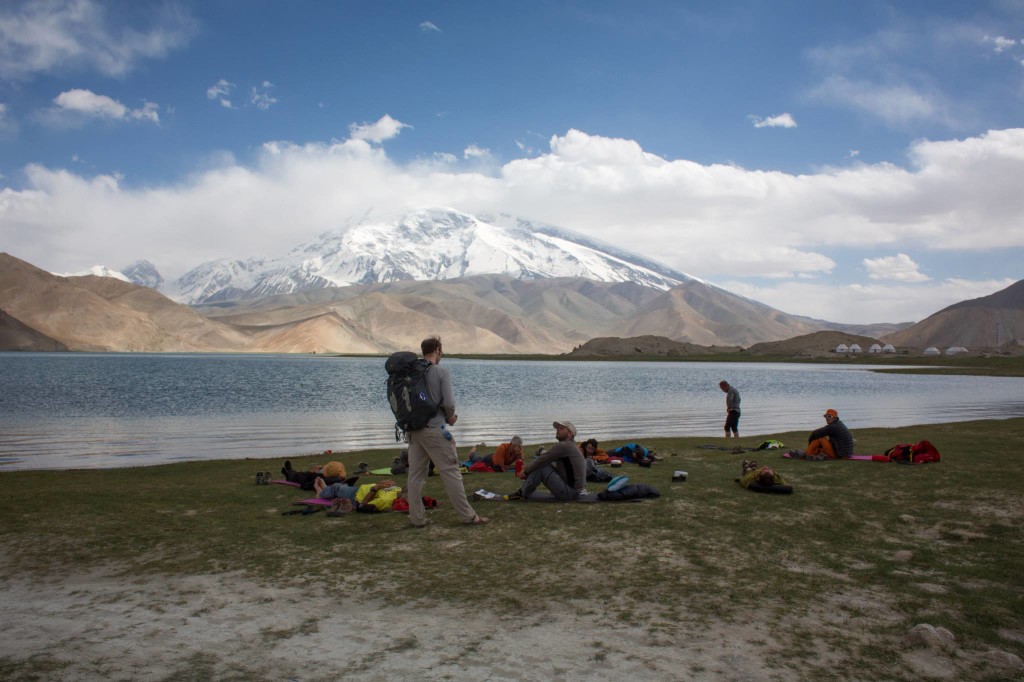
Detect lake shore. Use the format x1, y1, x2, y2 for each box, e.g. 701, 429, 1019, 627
2, 418, 1023, 680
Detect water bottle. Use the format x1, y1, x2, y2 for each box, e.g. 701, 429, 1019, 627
440, 424, 453, 441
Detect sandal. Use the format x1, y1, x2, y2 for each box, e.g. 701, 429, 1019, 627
466, 515, 490, 525
412, 519, 433, 528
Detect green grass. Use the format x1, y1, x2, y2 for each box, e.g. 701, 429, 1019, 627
2, 417, 1024, 679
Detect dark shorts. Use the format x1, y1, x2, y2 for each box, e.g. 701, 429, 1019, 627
725, 410, 740, 432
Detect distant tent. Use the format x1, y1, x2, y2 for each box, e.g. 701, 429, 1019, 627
923, 347, 940, 356
834, 344, 849, 353
869, 343, 883, 354
848, 343, 862, 353
882, 343, 896, 353
945, 346, 968, 355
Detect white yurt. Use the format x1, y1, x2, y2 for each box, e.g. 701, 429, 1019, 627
869, 343, 883, 354
923, 347, 941, 356
946, 346, 969, 355
882, 343, 896, 353
848, 343, 862, 353
834, 344, 849, 353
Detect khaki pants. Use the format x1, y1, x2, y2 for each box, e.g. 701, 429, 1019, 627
407, 426, 477, 526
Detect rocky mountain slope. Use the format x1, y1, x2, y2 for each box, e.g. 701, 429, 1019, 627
882, 279, 1024, 349
0, 308, 69, 351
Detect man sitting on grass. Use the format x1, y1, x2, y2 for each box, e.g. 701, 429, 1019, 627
504, 421, 587, 501
788, 409, 855, 460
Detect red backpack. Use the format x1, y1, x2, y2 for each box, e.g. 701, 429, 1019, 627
885, 441, 940, 464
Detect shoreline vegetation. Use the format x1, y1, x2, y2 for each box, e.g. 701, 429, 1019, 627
1, 418, 1022, 679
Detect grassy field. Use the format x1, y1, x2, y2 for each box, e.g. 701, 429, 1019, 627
2, 417, 1023, 680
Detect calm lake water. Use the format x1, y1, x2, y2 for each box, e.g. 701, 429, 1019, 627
2, 353, 1023, 470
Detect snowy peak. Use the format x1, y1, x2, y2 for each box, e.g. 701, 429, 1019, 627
166, 208, 695, 304
122, 260, 164, 289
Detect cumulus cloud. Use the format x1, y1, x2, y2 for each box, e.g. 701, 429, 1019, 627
463, 145, 491, 159
206, 79, 235, 109
348, 114, 410, 143
419, 21, 441, 33
2, 124, 1023, 322
750, 113, 797, 129
984, 35, 1018, 53
863, 253, 930, 281
48, 88, 160, 124
0, 0, 196, 81
250, 81, 277, 110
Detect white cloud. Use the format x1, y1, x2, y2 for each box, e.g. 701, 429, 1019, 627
463, 145, 491, 159
206, 79, 235, 109
984, 35, 1018, 53
810, 75, 948, 126
348, 114, 410, 143
419, 21, 441, 33
0, 0, 196, 81
250, 81, 277, 110
49, 88, 160, 124
750, 113, 797, 129
721, 278, 1015, 324
863, 253, 930, 282
2, 124, 1023, 322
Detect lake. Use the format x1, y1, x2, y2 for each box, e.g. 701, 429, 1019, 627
2, 353, 1023, 470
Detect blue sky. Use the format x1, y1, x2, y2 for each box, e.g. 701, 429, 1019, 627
1, 0, 1023, 324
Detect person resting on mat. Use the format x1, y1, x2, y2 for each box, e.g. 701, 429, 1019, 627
787, 409, 855, 460
281, 460, 348, 490
581, 438, 609, 464
737, 460, 793, 494
466, 436, 524, 471
314, 476, 404, 514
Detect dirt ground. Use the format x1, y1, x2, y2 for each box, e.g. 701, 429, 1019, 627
2, 567, 1022, 681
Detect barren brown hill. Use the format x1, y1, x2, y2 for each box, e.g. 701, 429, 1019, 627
200, 275, 831, 353
622, 280, 824, 346
567, 335, 742, 357
745, 330, 887, 357
0, 308, 69, 351
0, 253, 250, 352
882, 279, 1024, 350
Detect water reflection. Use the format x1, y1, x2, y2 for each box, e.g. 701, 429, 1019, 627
1, 354, 1022, 470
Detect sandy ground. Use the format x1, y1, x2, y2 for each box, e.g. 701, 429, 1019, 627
2, 567, 1022, 681
0, 568, 796, 681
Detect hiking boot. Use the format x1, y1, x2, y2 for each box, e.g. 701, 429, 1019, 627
255, 472, 264, 485
503, 490, 525, 501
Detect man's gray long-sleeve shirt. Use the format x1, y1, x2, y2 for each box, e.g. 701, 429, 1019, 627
423, 362, 456, 429
523, 440, 587, 492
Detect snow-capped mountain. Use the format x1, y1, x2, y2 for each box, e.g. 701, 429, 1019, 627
122, 260, 164, 289
166, 208, 696, 304
58, 265, 131, 282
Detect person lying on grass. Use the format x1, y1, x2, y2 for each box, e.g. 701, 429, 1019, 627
737, 459, 793, 494
314, 477, 404, 514
281, 460, 350, 490
466, 435, 524, 471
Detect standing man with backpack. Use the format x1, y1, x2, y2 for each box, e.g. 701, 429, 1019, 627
404, 336, 489, 528
720, 380, 741, 438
